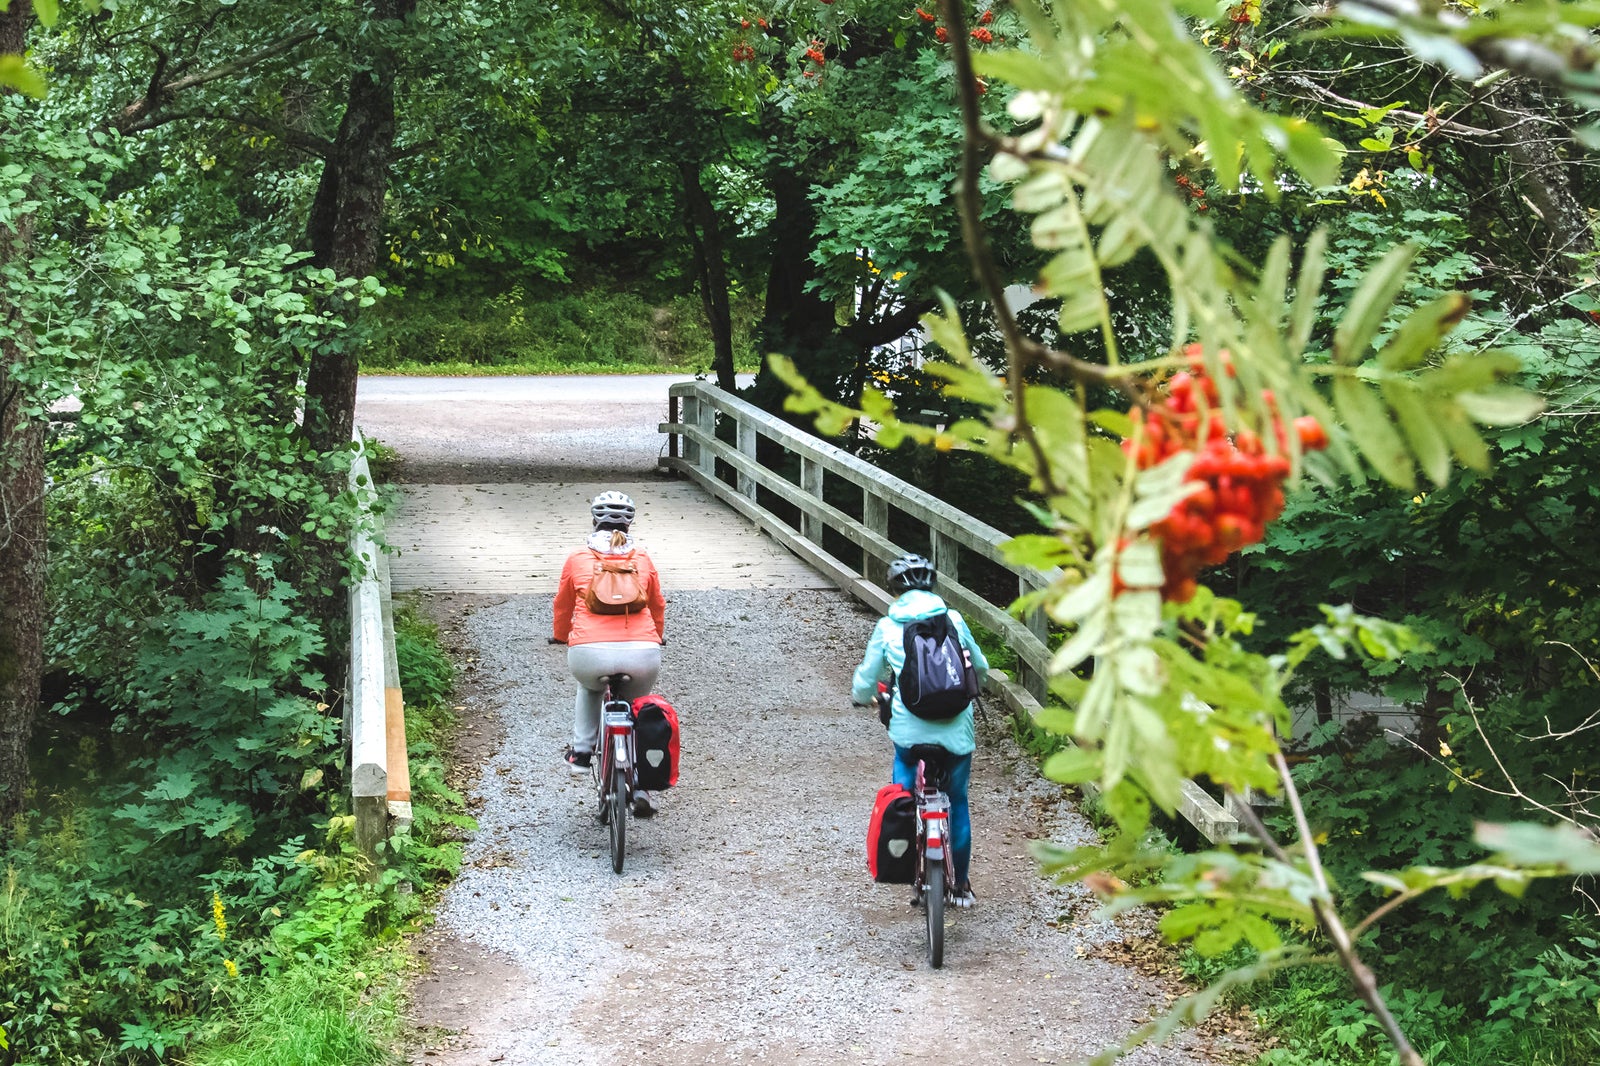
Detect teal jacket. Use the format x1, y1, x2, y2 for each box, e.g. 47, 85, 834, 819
851, 589, 991, 755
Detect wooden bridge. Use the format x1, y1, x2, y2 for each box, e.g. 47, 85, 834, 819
346, 379, 1239, 854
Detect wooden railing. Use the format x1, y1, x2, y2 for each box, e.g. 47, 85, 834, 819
659, 381, 1239, 843
348, 436, 411, 861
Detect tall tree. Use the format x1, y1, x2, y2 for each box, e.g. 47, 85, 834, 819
303, 0, 417, 454
0, 0, 42, 840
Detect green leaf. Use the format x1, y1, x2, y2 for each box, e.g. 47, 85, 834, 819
0, 55, 46, 98
1334, 376, 1414, 489
1333, 243, 1417, 365
1377, 293, 1471, 371
1455, 387, 1544, 426
973, 48, 1072, 92
1043, 745, 1103, 784
1436, 404, 1491, 471
1383, 381, 1452, 487
1287, 229, 1328, 358
1475, 822, 1600, 874
1424, 350, 1521, 393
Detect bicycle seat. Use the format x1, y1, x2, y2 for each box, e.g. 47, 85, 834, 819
906, 743, 957, 790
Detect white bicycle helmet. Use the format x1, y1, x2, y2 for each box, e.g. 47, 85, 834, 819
887, 554, 936, 594
590, 490, 636, 529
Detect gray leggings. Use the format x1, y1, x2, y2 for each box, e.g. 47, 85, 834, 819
568, 641, 661, 753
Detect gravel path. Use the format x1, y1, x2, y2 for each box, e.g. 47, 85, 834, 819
408, 590, 1230, 1066
359, 376, 1245, 1066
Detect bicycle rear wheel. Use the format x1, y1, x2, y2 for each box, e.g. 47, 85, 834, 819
608, 765, 628, 874
924, 861, 945, 968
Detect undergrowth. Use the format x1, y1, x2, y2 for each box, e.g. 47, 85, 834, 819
363, 284, 762, 375
2, 603, 468, 1066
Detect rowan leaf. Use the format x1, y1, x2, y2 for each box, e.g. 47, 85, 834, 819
1334, 376, 1414, 489
1333, 243, 1417, 365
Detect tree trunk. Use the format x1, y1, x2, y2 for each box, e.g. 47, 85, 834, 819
0, 0, 42, 842
303, 0, 416, 455
749, 168, 854, 411
679, 161, 737, 392
1478, 78, 1594, 294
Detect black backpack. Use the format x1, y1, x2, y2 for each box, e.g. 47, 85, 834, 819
898, 611, 978, 720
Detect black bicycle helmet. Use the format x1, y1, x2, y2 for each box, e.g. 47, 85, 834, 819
886, 554, 936, 594
590, 490, 636, 529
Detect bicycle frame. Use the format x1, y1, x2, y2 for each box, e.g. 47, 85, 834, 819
595, 692, 636, 798
913, 761, 955, 899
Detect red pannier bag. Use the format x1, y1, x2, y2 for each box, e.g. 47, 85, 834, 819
630, 694, 680, 790
867, 783, 917, 883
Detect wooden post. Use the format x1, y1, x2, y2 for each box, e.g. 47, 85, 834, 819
931, 530, 960, 588
736, 419, 757, 499
668, 393, 680, 460
349, 562, 388, 869
799, 456, 822, 540
1018, 573, 1048, 699
863, 489, 888, 580
378, 551, 412, 831
697, 394, 717, 479
681, 393, 700, 469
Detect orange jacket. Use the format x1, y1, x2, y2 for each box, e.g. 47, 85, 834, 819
553, 546, 666, 646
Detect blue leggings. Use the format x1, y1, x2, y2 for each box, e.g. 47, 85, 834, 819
892, 745, 973, 885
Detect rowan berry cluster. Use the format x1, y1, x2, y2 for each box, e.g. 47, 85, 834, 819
1121, 347, 1328, 602
1174, 173, 1208, 213
804, 40, 827, 64
979, 8, 995, 23
917, 6, 936, 19
731, 42, 756, 61
970, 26, 993, 43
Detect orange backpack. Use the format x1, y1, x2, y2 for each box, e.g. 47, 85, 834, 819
584, 551, 649, 615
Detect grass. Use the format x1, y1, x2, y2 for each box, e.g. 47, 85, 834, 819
363, 283, 763, 377
184, 963, 400, 1066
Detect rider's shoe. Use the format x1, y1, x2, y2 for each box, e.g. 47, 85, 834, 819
952, 881, 976, 909
562, 746, 592, 775
632, 790, 656, 817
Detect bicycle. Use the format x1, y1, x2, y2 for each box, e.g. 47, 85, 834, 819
875, 685, 957, 968
907, 743, 957, 968
592, 672, 637, 874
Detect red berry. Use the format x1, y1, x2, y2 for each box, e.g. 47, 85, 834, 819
1295, 416, 1329, 451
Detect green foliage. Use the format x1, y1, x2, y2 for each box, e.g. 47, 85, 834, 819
364, 285, 763, 374
184, 964, 394, 1066
773, 2, 1600, 1063
2, 602, 467, 1065
94, 559, 334, 851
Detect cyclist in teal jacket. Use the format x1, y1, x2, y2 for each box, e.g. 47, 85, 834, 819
852, 554, 989, 907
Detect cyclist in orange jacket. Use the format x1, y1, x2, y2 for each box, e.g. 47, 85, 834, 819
553, 490, 667, 814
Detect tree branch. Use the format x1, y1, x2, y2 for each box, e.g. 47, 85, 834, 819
1273, 751, 1428, 1066
115, 29, 319, 133
941, 0, 1073, 499
121, 108, 334, 158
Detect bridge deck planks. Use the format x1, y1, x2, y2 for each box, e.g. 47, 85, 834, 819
386, 481, 829, 593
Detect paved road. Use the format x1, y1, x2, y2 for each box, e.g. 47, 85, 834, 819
356, 374, 749, 483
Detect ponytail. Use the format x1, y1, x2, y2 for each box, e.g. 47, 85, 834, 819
610, 530, 628, 549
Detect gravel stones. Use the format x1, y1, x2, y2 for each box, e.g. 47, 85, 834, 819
407, 587, 1225, 1066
